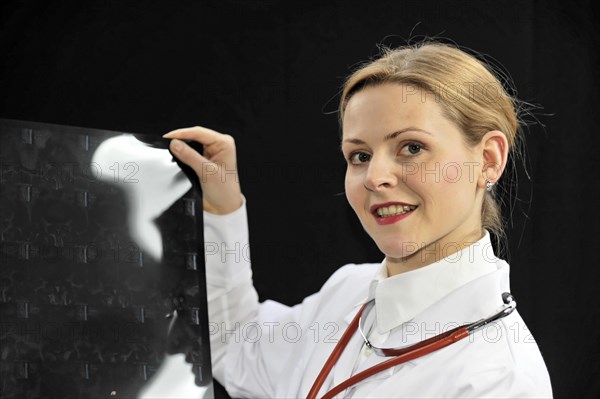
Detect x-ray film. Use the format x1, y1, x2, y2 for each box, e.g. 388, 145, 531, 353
0, 119, 213, 398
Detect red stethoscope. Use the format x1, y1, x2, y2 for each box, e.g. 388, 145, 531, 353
307, 292, 517, 399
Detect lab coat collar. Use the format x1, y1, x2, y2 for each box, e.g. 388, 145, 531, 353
373, 231, 498, 334
350, 261, 512, 389
383, 259, 511, 348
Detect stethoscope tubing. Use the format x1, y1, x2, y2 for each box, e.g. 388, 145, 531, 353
306, 293, 516, 399
320, 325, 469, 399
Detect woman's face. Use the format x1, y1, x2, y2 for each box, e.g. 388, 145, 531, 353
342, 83, 486, 274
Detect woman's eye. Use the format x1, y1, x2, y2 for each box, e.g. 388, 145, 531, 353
405, 143, 423, 155
349, 152, 371, 164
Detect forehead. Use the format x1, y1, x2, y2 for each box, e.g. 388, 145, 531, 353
342, 83, 447, 138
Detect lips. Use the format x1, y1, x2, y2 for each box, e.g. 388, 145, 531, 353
370, 202, 417, 217
368, 201, 418, 226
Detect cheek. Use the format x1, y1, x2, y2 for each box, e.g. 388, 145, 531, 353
441, 162, 464, 182
403, 171, 468, 208
408, 167, 475, 215
344, 173, 363, 211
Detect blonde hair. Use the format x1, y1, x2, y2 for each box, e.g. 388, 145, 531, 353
339, 41, 523, 246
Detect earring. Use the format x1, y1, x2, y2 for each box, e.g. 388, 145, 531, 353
486, 180, 494, 192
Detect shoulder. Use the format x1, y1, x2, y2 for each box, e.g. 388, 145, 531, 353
451, 312, 553, 397
306, 262, 379, 316
409, 265, 552, 397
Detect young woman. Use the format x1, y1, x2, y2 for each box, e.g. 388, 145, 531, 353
163, 41, 552, 398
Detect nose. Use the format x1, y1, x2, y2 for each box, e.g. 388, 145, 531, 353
363, 156, 398, 191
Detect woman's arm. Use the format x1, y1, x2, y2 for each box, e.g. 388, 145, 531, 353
202, 195, 259, 385
164, 126, 337, 397
164, 126, 256, 384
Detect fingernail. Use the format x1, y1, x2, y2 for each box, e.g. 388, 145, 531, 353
162, 132, 173, 138
171, 140, 183, 152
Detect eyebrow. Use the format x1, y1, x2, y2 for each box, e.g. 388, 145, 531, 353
341, 127, 432, 148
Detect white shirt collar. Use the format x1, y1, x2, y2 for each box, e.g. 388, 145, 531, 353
371, 231, 499, 333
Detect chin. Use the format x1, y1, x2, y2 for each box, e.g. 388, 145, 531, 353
373, 237, 418, 260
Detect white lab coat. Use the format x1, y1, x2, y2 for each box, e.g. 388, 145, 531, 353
203, 197, 553, 398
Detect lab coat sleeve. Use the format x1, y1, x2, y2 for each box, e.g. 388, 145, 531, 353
445, 323, 553, 398
221, 264, 363, 398
456, 364, 553, 398
203, 196, 361, 397
202, 194, 260, 387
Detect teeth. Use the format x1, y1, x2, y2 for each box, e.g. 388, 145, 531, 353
376, 204, 416, 217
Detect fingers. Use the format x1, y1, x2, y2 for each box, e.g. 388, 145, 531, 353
168, 139, 210, 175
163, 125, 224, 145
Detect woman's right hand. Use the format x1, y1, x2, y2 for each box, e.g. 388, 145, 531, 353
163, 126, 243, 215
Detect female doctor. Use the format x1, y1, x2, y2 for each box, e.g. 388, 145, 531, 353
163, 41, 553, 398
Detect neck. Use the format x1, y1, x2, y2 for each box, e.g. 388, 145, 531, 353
385, 227, 486, 276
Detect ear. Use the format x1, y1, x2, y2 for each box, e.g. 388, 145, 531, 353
478, 130, 509, 189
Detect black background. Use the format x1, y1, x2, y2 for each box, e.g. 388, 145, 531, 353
1, 1, 598, 398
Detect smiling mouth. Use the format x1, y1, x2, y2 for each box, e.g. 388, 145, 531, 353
375, 204, 418, 217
